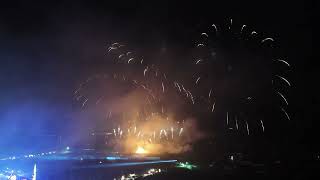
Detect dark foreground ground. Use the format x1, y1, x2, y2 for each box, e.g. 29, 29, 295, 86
1, 159, 319, 180
1, 150, 319, 180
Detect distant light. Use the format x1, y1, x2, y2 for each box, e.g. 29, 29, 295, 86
135, 146, 147, 154
9, 175, 17, 180
66, 146, 70, 150
99, 161, 102, 164
106, 156, 129, 160
230, 155, 234, 161
106, 156, 119, 160
176, 162, 198, 170
32, 164, 37, 180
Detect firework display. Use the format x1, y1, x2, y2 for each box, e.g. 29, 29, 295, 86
72, 19, 291, 154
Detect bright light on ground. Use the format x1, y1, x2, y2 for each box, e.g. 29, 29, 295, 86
176, 162, 198, 170
135, 146, 148, 154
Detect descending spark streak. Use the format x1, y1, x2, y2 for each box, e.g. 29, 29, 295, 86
212, 24, 218, 33
140, 59, 144, 64
261, 37, 274, 43
245, 121, 250, 135
188, 91, 195, 104
211, 102, 215, 112
163, 73, 167, 80
119, 54, 125, 59
275, 75, 291, 86
201, 32, 208, 37
281, 108, 290, 120
141, 84, 147, 90
251, 31, 257, 36
108, 47, 117, 52
195, 59, 202, 64
82, 98, 88, 107
162, 82, 165, 93
195, 77, 201, 84
128, 58, 134, 63
229, 18, 232, 30
126, 51, 132, 56
277, 91, 288, 105
226, 112, 229, 125
181, 84, 189, 97
176, 82, 181, 92
260, 120, 265, 132
112, 42, 120, 46
171, 127, 174, 139
275, 59, 290, 67
240, 25, 246, 34
163, 130, 167, 138
208, 89, 212, 99
178, 128, 183, 136
144, 67, 148, 76
235, 116, 239, 130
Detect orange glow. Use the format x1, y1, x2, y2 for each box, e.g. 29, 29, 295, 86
135, 146, 147, 154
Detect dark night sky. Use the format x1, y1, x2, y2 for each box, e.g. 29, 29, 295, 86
0, 0, 316, 152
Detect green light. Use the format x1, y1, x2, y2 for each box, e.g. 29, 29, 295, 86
175, 162, 198, 170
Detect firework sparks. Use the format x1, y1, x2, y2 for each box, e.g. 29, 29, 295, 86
275, 75, 291, 86
240, 25, 246, 34
260, 120, 265, 132
277, 91, 289, 105
245, 121, 250, 135
73, 18, 291, 154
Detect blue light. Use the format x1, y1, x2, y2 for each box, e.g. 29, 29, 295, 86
32, 164, 36, 180
106, 156, 128, 160
74, 159, 177, 169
